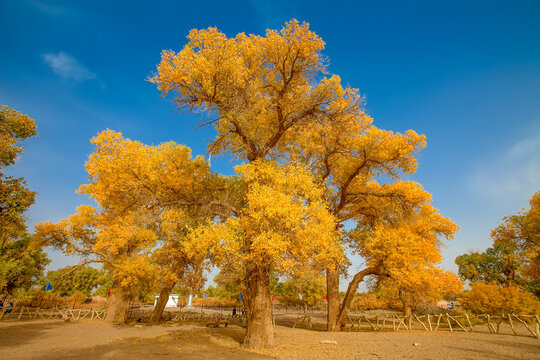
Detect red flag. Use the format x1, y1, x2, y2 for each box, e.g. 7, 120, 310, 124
107, 287, 111, 297
324, 294, 328, 301
271, 295, 275, 302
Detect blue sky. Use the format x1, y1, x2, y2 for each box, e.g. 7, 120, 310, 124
1, 0, 539, 286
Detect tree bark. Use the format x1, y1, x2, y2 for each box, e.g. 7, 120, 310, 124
151, 281, 176, 323
399, 290, 412, 317
402, 304, 412, 317
105, 287, 131, 324
243, 268, 273, 349
335, 267, 379, 330
326, 269, 340, 331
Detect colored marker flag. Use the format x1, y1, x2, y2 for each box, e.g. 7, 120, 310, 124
325, 294, 328, 301
107, 287, 111, 297
45, 282, 52, 291
239, 293, 242, 301
299, 293, 302, 301
271, 295, 275, 302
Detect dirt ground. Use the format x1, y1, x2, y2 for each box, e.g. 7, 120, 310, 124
0, 319, 538, 360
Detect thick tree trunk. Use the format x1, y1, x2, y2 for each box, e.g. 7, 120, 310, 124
399, 290, 412, 317
105, 287, 131, 324
335, 267, 379, 330
243, 268, 273, 349
326, 269, 340, 331
402, 304, 412, 317
151, 281, 176, 323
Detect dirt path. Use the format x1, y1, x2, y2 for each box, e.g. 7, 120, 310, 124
0, 319, 538, 359
264, 326, 540, 360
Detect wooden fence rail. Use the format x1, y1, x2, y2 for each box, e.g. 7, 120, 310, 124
0, 307, 106, 321
2, 306, 538, 339
127, 309, 242, 324
344, 313, 540, 339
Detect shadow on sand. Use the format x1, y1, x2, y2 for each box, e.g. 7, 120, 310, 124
0, 320, 67, 348
26, 325, 273, 360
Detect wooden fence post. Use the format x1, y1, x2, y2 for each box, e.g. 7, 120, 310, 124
414, 314, 428, 331
507, 314, 516, 335
446, 314, 453, 332
486, 315, 497, 334
435, 314, 443, 331
449, 315, 468, 332
464, 313, 473, 332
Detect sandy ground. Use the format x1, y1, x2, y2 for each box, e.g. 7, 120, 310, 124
0, 319, 538, 360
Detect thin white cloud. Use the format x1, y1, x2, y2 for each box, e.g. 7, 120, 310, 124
42, 52, 96, 81
471, 128, 540, 202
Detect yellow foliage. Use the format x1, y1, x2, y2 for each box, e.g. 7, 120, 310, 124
352, 293, 388, 310
0, 104, 37, 168
80, 129, 211, 213
67, 291, 87, 307
352, 196, 461, 312
151, 20, 364, 163
1, 105, 39, 246
490, 190, 540, 290
35, 130, 218, 293
186, 160, 344, 277
35, 203, 157, 291
150, 20, 437, 281
459, 282, 540, 315
376, 268, 463, 311
151, 21, 454, 333
353, 200, 458, 281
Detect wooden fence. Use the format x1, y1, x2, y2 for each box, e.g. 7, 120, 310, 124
342, 313, 540, 339
0, 306, 238, 324
2, 306, 538, 340
128, 308, 247, 326
0, 306, 106, 321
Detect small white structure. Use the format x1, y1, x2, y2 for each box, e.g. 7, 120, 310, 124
154, 294, 180, 308
437, 300, 459, 310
